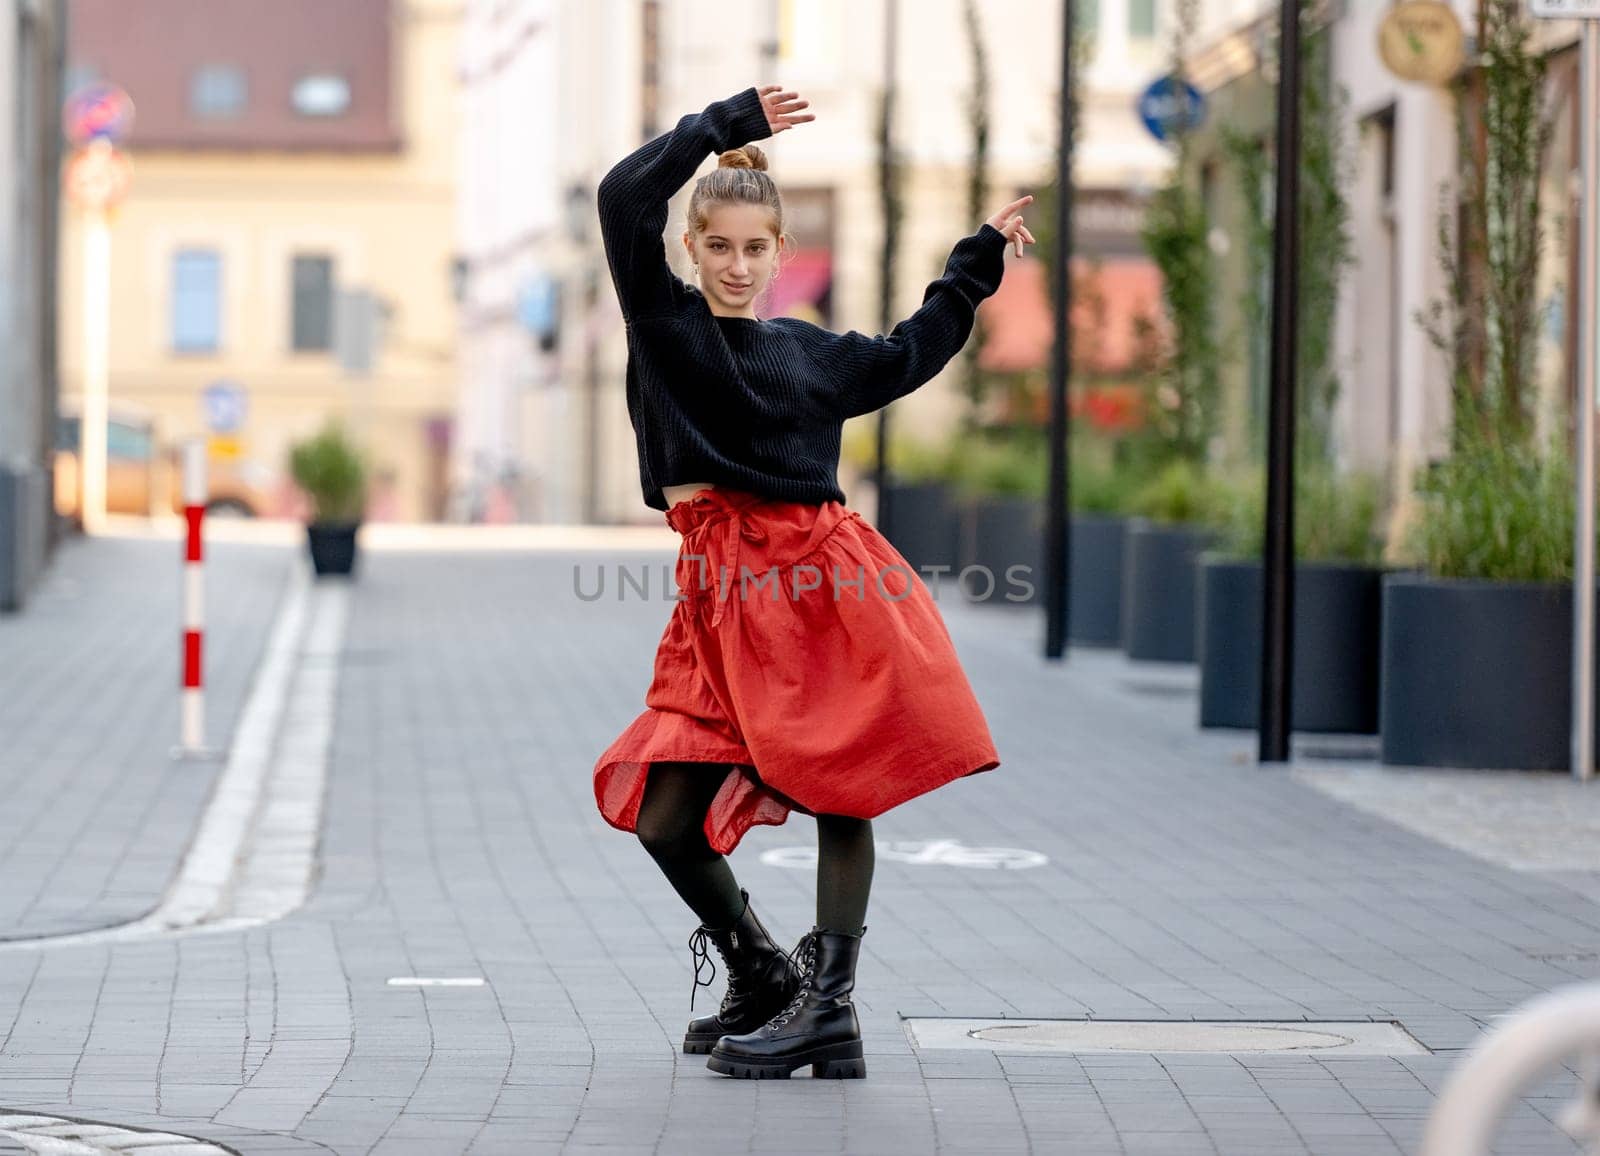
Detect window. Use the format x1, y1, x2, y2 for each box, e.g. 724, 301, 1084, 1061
291, 254, 336, 352
292, 74, 351, 117
1129, 0, 1156, 39
172, 249, 222, 353
191, 65, 247, 119
107, 421, 153, 462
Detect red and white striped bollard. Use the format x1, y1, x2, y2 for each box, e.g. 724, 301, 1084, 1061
175, 438, 219, 760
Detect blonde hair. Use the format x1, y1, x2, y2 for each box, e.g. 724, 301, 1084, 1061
687, 144, 786, 240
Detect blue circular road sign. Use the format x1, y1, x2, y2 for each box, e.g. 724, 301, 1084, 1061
1138, 75, 1206, 143
202, 381, 248, 434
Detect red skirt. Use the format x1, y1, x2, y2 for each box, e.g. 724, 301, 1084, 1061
592, 487, 1001, 854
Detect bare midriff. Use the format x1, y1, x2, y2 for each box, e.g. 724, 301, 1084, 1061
662, 482, 717, 508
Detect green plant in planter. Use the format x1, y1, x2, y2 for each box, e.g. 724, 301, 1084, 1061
946, 430, 1048, 500
1212, 465, 1385, 564
1400, 0, 1569, 584
289, 423, 367, 524
1070, 454, 1141, 516
1402, 429, 1575, 583
1125, 458, 1235, 529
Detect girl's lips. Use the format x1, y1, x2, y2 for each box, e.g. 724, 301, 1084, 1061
722, 281, 751, 292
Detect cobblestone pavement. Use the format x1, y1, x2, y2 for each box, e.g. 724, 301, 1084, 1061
0, 530, 1596, 1155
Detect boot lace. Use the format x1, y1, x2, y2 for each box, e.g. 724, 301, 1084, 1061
687, 927, 742, 1013
765, 931, 817, 1030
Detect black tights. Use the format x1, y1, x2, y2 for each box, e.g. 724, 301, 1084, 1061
636, 761, 874, 934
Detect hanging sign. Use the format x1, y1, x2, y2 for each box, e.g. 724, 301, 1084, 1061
1377, 0, 1466, 85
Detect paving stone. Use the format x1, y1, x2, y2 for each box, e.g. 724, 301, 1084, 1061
0, 540, 1595, 1155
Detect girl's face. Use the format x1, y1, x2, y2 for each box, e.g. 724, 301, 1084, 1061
683, 203, 785, 317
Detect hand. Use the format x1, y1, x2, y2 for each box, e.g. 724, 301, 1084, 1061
759, 85, 814, 134
985, 194, 1036, 258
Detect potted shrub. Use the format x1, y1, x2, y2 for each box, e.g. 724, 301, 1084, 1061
1120, 458, 1233, 662
950, 427, 1046, 606
879, 433, 963, 575
1197, 465, 1391, 732
289, 423, 367, 578
1066, 447, 1141, 646
1382, 431, 1590, 769
1194, 13, 1391, 731
1380, 0, 1590, 770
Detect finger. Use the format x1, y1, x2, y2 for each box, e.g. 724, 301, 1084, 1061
1020, 226, 1036, 243
758, 84, 785, 95
782, 113, 816, 124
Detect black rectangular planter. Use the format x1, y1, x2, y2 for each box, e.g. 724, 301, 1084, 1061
1121, 520, 1214, 662
307, 522, 361, 577
1197, 558, 1385, 733
958, 494, 1041, 605
880, 481, 959, 574
1380, 574, 1599, 770
1068, 515, 1128, 647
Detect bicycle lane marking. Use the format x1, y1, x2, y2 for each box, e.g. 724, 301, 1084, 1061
759, 839, 1048, 870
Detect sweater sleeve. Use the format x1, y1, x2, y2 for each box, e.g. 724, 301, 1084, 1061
825, 225, 1010, 419
596, 88, 774, 322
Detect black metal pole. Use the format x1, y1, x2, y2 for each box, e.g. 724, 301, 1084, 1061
1260, 0, 1301, 763
1044, 0, 1075, 659
873, 0, 897, 538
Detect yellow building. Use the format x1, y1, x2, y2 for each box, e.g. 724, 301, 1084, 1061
59, 0, 460, 522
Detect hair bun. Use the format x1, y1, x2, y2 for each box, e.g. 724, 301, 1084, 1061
717, 145, 768, 172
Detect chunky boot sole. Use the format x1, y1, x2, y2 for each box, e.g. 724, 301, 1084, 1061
706, 1039, 866, 1080
682, 1032, 718, 1055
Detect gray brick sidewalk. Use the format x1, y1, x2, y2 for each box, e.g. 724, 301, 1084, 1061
0, 533, 1596, 1154
0, 532, 295, 939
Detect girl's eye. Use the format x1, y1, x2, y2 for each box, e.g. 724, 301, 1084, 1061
710, 243, 726, 251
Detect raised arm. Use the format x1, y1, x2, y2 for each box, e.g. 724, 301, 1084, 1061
596, 88, 773, 321
826, 225, 1010, 420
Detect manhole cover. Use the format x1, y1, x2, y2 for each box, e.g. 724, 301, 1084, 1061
905, 1018, 1430, 1055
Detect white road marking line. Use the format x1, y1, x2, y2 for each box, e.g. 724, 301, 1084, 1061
0, 1114, 232, 1154
0, 558, 347, 952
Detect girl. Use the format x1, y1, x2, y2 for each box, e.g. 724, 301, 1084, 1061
592, 84, 1033, 1080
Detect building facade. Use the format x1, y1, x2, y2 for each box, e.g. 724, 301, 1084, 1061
60, 0, 461, 524
0, 0, 66, 611
454, 0, 1192, 525
1183, 0, 1584, 553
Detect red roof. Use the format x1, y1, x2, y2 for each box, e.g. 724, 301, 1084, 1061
68, 0, 398, 151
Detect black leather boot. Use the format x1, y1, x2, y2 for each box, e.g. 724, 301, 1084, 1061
706, 925, 867, 1079
681, 890, 801, 1055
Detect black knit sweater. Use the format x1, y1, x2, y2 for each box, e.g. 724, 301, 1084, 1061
597, 86, 1009, 513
